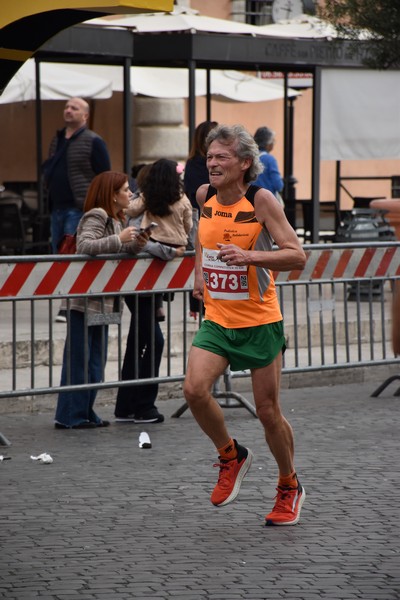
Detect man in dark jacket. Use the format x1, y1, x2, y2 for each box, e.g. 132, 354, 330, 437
42, 97, 111, 321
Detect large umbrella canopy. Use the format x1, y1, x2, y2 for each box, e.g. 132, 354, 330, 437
205, 70, 300, 103
0, 60, 113, 103
87, 9, 264, 35
257, 15, 337, 39
0, 60, 300, 103
257, 15, 370, 40
0, 0, 173, 93
62, 63, 301, 101
86, 10, 339, 40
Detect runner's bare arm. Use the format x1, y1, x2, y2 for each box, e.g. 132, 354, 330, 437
192, 184, 209, 300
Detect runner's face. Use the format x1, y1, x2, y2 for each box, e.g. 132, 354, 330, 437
206, 140, 247, 189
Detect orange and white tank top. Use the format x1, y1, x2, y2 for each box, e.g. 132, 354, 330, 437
198, 185, 282, 329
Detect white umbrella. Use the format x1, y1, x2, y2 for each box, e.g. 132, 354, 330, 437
0, 60, 300, 104
257, 15, 371, 40
85, 10, 339, 40
86, 9, 263, 35
209, 70, 300, 102
256, 15, 337, 39
0, 59, 113, 104
62, 64, 301, 101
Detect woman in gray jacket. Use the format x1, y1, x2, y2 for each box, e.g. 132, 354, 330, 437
54, 171, 147, 429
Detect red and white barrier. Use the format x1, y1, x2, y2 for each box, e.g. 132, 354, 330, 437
1, 245, 399, 298
273, 245, 400, 282
0, 256, 195, 298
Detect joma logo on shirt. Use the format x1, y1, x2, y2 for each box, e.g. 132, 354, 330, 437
215, 210, 232, 218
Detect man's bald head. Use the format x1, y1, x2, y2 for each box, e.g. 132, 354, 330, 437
63, 97, 89, 134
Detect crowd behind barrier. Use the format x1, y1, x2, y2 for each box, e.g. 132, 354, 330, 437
1, 243, 400, 402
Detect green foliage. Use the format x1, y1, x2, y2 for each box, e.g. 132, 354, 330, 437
321, 0, 400, 68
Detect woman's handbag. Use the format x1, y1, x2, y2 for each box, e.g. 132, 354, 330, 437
57, 233, 77, 254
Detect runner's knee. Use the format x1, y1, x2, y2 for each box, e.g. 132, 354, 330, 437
256, 400, 282, 430
183, 377, 206, 405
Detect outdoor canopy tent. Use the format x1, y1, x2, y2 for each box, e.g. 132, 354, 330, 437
80, 65, 301, 101
0, 0, 173, 93
36, 8, 379, 241
4, 6, 396, 240
257, 15, 337, 39
0, 59, 113, 103
129, 67, 301, 101
0, 58, 300, 103
87, 10, 267, 34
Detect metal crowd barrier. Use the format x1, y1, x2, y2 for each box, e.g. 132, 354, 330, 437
1, 243, 400, 405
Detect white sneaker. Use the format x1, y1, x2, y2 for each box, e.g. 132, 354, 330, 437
55, 310, 67, 323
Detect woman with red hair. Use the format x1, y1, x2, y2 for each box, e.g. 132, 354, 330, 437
54, 171, 148, 429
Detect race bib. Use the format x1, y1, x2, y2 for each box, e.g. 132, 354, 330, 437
202, 248, 249, 300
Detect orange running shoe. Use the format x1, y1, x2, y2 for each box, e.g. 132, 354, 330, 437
210, 440, 253, 507
265, 480, 305, 526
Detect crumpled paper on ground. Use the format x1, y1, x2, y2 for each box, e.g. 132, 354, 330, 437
30, 453, 53, 464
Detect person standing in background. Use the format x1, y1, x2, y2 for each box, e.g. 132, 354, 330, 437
42, 97, 111, 322
115, 159, 189, 425
126, 159, 190, 322
54, 171, 148, 429
184, 121, 219, 209
129, 163, 147, 194
184, 121, 218, 318
253, 126, 284, 203
128, 159, 192, 251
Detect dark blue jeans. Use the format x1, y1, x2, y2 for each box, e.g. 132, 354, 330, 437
115, 295, 164, 418
51, 207, 82, 253
55, 310, 108, 427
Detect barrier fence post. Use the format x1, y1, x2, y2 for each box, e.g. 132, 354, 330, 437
0, 432, 12, 446
371, 375, 400, 398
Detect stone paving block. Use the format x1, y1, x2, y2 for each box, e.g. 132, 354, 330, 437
1, 382, 400, 599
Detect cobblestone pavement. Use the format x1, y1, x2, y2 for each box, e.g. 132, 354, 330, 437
1, 380, 399, 600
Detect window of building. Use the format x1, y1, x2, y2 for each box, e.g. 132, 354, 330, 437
231, 0, 273, 26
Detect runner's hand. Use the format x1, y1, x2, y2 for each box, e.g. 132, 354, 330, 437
217, 243, 249, 266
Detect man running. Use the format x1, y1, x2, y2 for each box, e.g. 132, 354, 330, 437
183, 124, 307, 526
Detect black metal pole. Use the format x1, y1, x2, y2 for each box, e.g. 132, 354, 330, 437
311, 67, 321, 243
188, 60, 196, 152
123, 57, 132, 173
283, 72, 288, 187
287, 96, 297, 229
206, 69, 211, 121
335, 160, 341, 231
34, 58, 44, 217
283, 74, 297, 229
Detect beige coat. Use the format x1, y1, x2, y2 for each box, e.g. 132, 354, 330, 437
68, 207, 139, 323
126, 193, 193, 246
